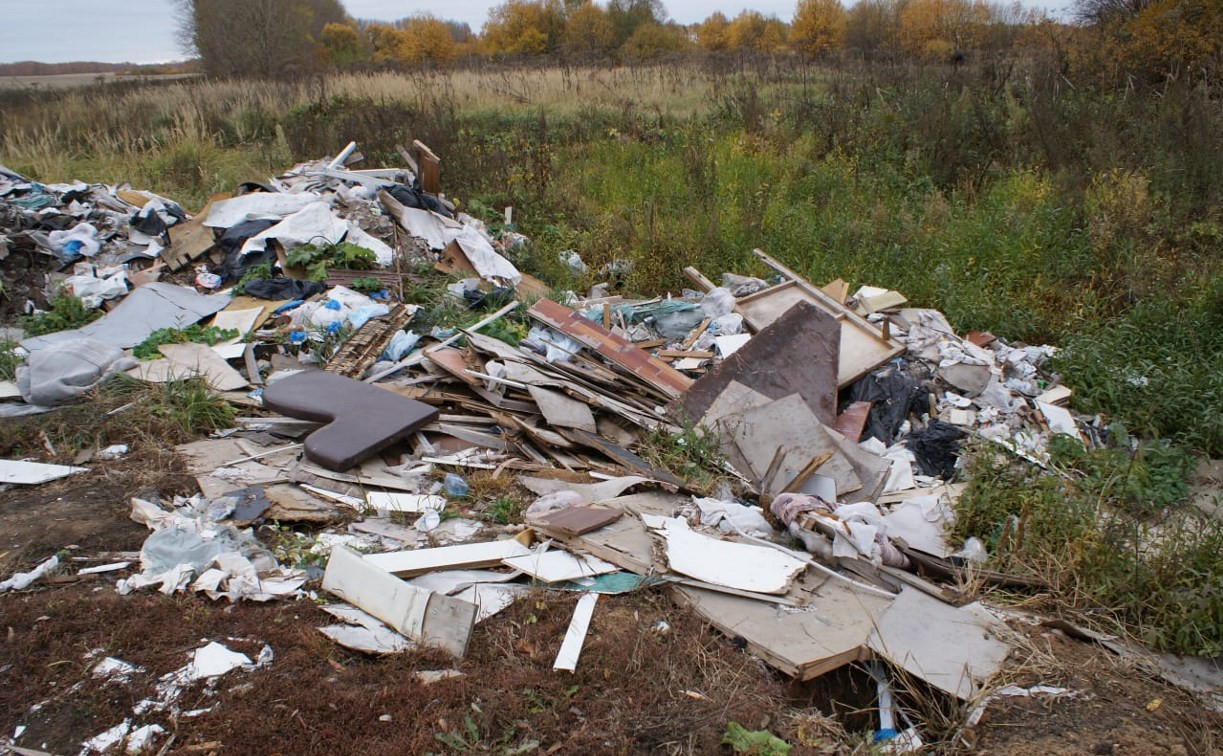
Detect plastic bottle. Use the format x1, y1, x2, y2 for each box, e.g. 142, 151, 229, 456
443, 473, 469, 497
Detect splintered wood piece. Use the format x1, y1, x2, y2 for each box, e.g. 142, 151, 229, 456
325, 304, 416, 379
528, 299, 692, 400
539, 506, 624, 536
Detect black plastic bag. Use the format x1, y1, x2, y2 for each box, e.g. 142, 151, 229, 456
847, 367, 929, 445
217, 218, 278, 281
905, 420, 966, 480
386, 182, 452, 218
241, 277, 326, 301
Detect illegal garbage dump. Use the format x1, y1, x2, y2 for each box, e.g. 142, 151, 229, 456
2, 141, 1219, 753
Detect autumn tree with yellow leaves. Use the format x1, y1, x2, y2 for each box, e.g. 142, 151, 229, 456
790, 0, 847, 57
482, 0, 566, 55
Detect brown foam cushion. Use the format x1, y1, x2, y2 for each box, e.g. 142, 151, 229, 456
262, 370, 438, 471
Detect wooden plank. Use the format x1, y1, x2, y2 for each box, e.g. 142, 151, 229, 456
527, 299, 693, 400
553, 593, 599, 672
679, 301, 839, 427
321, 546, 476, 657
412, 139, 441, 195
325, 303, 416, 378
364, 539, 532, 577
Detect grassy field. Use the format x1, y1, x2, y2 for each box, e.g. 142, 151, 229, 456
2, 58, 1222, 654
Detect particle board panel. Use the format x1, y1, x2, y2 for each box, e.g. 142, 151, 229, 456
673, 580, 892, 680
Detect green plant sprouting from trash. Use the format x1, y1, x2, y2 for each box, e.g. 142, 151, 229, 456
18, 292, 101, 336
132, 324, 240, 360
286, 240, 376, 282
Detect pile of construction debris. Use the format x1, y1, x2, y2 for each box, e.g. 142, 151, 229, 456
1, 142, 1111, 750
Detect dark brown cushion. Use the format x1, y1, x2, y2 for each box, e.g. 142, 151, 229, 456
262, 370, 438, 471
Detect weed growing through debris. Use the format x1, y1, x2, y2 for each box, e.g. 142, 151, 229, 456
18, 293, 99, 336
0, 337, 20, 381
104, 373, 235, 436
640, 422, 726, 492
131, 324, 240, 361
953, 441, 1223, 656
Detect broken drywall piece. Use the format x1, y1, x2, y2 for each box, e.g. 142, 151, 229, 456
22, 283, 231, 351
527, 385, 598, 433
866, 586, 1009, 700
553, 592, 599, 672
322, 545, 477, 657
406, 569, 521, 595
882, 494, 952, 557
501, 549, 618, 583
1037, 401, 1080, 439
319, 603, 413, 654
366, 492, 446, 514
674, 579, 892, 679
364, 539, 532, 576
518, 475, 656, 504
1036, 385, 1072, 406
651, 517, 806, 595
452, 583, 529, 622
0, 459, 87, 485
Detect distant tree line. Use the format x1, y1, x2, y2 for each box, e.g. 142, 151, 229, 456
176, 0, 1222, 85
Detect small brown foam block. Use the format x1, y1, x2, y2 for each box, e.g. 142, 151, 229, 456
540, 506, 624, 536
262, 370, 438, 471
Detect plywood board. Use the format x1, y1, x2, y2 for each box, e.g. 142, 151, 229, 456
321, 546, 476, 657
736, 279, 903, 388
678, 301, 839, 426
866, 586, 1009, 699
365, 539, 532, 577
539, 506, 624, 535
674, 580, 892, 680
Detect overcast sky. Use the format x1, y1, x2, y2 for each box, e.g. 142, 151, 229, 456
0, 0, 1072, 65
